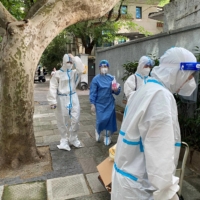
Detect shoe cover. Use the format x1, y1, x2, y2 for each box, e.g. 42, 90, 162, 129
95, 130, 100, 142
57, 140, 71, 151
69, 138, 82, 148
104, 136, 112, 146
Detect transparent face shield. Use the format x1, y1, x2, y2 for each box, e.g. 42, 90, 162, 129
179, 62, 200, 103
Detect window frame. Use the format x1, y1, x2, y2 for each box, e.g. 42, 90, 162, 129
136, 6, 142, 19
121, 5, 128, 15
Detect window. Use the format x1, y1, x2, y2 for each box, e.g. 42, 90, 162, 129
118, 39, 126, 44
136, 7, 142, 19
121, 5, 127, 15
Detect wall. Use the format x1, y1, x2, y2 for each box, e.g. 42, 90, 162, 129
164, 0, 200, 32
115, 0, 162, 36
95, 23, 200, 108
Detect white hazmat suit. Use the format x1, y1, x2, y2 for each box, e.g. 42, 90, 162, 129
124, 56, 153, 100
112, 47, 197, 200
47, 54, 84, 151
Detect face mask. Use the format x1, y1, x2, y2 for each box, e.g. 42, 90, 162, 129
177, 77, 196, 96
101, 68, 108, 74
142, 68, 151, 76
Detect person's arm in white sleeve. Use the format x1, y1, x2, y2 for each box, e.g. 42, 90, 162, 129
47, 72, 59, 105
140, 92, 180, 200
69, 54, 84, 74
124, 74, 136, 100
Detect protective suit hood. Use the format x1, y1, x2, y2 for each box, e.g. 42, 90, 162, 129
62, 54, 73, 71
151, 47, 197, 94
136, 56, 153, 76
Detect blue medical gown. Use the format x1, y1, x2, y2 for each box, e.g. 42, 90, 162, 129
89, 74, 121, 135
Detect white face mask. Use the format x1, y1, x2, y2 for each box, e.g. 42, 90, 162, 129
101, 68, 108, 74
142, 68, 151, 76
177, 77, 196, 96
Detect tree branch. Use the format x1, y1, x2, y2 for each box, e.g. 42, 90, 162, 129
0, 2, 16, 30
30, 0, 120, 48
0, 27, 6, 37
25, 0, 48, 19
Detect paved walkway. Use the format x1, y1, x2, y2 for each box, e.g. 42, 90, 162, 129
0, 76, 200, 200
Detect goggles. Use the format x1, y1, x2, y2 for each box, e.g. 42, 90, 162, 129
146, 57, 155, 67
180, 62, 200, 71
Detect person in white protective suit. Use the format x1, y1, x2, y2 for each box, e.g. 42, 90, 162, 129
111, 47, 197, 200
124, 56, 154, 100
47, 54, 84, 151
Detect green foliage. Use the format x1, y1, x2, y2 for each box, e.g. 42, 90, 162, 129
121, 61, 138, 82
0, 0, 36, 20
40, 31, 69, 72
146, 0, 170, 6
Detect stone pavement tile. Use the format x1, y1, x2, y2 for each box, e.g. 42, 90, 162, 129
68, 191, 110, 200
47, 174, 90, 200
78, 158, 97, 174
0, 185, 4, 199
2, 181, 47, 200
50, 147, 77, 159
34, 130, 54, 137
111, 134, 119, 144
34, 121, 52, 126
181, 180, 200, 200
77, 131, 91, 139
94, 155, 109, 166
52, 157, 82, 171
49, 167, 83, 179
53, 128, 59, 135
51, 120, 57, 125
35, 136, 44, 144
43, 135, 60, 144
79, 125, 95, 132
79, 116, 88, 121
74, 146, 102, 159
96, 144, 110, 158
79, 120, 94, 126
86, 172, 106, 193
50, 148, 83, 175
82, 137, 97, 147
35, 116, 56, 122
34, 124, 57, 132
184, 176, 200, 192
84, 115, 96, 121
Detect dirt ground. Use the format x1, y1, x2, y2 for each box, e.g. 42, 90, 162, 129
0, 146, 52, 179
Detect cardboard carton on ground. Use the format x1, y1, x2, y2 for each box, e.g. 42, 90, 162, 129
97, 157, 114, 193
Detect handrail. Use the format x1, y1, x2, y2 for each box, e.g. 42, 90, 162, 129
178, 142, 189, 196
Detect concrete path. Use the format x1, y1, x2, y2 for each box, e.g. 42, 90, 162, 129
0, 76, 199, 200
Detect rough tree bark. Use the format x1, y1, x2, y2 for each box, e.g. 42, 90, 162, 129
0, 0, 120, 169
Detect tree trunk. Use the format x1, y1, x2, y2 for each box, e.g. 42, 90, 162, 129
0, 28, 42, 169
85, 45, 94, 55
0, 0, 120, 169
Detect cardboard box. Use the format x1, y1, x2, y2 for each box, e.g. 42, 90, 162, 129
97, 157, 114, 193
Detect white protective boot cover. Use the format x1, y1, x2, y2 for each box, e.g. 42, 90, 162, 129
57, 139, 71, 151
104, 130, 112, 146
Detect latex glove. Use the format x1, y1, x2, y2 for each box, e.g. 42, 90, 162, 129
113, 83, 120, 92
170, 194, 179, 200
91, 104, 95, 113
50, 104, 57, 109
